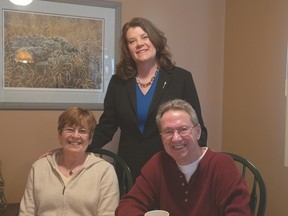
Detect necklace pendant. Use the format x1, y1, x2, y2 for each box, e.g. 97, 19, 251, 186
69, 170, 73, 176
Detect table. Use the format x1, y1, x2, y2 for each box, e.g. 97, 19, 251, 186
0, 203, 20, 216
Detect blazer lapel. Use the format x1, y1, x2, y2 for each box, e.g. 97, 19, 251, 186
148, 69, 172, 116
126, 77, 137, 114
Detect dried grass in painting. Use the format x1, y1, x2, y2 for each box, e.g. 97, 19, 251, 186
4, 10, 103, 89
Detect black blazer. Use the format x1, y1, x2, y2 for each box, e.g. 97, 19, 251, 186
88, 66, 207, 181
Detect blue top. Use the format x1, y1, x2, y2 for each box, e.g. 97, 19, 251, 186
136, 71, 160, 133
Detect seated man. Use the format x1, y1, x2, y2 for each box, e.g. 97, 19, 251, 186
115, 99, 251, 216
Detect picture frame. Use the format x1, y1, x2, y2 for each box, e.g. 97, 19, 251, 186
0, 0, 121, 110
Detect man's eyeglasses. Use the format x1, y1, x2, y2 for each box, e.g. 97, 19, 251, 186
160, 125, 197, 139
63, 127, 89, 136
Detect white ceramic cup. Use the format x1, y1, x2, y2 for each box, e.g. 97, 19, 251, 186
144, 210, 170, 216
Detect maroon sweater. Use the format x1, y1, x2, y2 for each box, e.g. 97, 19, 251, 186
116, 149, 251, 216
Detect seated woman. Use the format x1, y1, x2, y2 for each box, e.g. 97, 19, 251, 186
19, 107, 119, 216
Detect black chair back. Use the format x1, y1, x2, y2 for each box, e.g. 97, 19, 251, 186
93, 148, 133, 197
224, 152, 267, 216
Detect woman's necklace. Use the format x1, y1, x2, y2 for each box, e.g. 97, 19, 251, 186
136, 66, 160, 88
58, 154, 86, 176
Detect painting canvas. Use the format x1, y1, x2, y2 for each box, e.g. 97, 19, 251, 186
4, 10, 104, 90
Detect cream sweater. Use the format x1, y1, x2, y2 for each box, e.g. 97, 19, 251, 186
19, 151, 119, 216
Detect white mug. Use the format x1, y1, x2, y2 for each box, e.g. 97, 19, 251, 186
144, 210, 170, 216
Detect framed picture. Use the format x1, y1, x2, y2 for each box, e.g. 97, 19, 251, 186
0, 0, 121, 110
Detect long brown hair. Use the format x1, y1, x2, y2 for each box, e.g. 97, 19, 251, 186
116, 17, 175, 79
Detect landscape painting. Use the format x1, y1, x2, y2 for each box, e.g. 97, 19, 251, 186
4, 10, 104, 90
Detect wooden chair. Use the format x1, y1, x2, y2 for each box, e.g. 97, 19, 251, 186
224, 152, 267, 216
93, 148, 133, 197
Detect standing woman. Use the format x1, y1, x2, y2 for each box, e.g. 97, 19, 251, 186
87, 17, 207, 182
